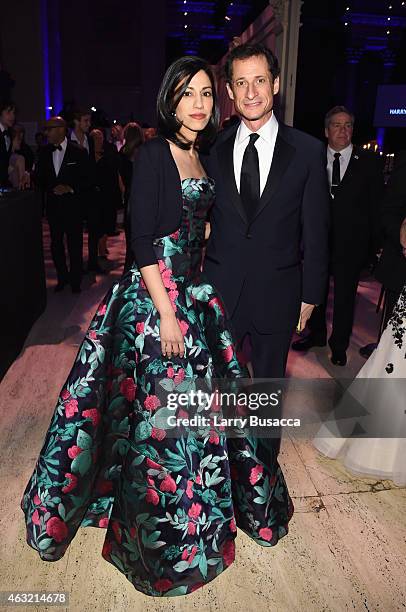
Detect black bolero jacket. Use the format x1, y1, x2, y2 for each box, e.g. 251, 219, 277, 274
130, 136, 209, 268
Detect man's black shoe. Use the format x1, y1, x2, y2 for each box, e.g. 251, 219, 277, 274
291, 336, 326, 352
359, 343, 376, 359
54, 282, 66, 293
331, 350, 347, 366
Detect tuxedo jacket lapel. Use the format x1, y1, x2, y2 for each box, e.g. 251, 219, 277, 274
217, 126, 248, 224
251, 128, 295, 223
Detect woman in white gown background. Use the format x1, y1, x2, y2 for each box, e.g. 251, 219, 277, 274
313, 284, 406, 486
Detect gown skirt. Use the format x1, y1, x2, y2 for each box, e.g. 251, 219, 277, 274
21, 177, 294, 597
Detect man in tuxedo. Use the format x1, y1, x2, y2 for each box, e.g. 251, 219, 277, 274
204, 43, 330, 379
374, 150, 406, 327
37, 116, 90, 293
292, 106, 384, 365
0, 100, 15, 188
70, 108, 107, 275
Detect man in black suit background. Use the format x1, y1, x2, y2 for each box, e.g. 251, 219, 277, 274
292, 106, 384, 365
204, 43, 330, 379
0, 100, 15, 188
374, 151, 406, 327
37, 116, 90, 293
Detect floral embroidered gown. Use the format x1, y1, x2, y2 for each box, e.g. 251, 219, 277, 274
21, 177, 294, 597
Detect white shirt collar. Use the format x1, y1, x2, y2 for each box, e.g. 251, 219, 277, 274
0, 122, 7, 133
327, 143, 353, 161
236, 112, 278, 146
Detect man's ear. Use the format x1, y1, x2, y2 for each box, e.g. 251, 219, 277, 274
273, 76, 280, 96
226, 82, 234, 101
324, 127, 329, 139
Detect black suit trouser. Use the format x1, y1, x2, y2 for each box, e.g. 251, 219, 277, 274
47, 201, 83, 286
308, 262, 361, 352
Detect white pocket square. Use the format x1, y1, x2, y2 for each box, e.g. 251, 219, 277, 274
67, 162, 77, 165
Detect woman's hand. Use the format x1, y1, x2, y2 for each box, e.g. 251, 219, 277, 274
160, 313, 185, 359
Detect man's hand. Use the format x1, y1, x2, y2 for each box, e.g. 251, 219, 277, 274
53, 184, 73, 195
400, 217, 406, 257
297, 302, 316, 333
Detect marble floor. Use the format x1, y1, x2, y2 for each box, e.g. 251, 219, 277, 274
0, 222, 405, 612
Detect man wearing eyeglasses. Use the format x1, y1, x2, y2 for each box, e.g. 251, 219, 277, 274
36, 116, 90, 293
204, 43, 330, 380
292, 106, 384, 365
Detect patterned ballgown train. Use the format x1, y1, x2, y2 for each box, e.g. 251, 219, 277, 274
21, 177, 293, 597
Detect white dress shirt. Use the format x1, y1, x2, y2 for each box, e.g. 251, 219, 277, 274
0, 121, 11, 152
326, 143, 353, 188
53, 136, 67, 176
233, 112, 279, 196
70, 130, 89, 153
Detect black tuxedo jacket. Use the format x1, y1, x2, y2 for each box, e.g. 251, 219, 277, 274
36, 141, 91, 217
328, 146, 384, 266
0, 128, 12, 187
203, 121, 330, 334
374, 150, 406, 292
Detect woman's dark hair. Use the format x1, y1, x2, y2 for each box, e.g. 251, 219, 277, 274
121, 122, 144, 158
224, 43, 280, 84
157, 56, 219, 151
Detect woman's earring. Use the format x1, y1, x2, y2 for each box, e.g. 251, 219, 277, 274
172, 111, 176, 117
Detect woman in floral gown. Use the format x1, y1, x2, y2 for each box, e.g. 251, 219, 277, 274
21, 57, 293, 597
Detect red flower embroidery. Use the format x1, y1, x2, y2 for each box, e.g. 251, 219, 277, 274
160, 475, 177, 493
222, 539, 235, 566
249, 465, 264, 485
187, 522, 196, 535
62, 473, 78, 493
145, 488, 160, 505
32, 509, 40, 525
208, 297, 225, 316
45, 517, 68, 543
144, 395, 161, 412
68, 445, 82, 459
136, 322, 145, 334
174, 369, 185, 385
82, 408, 100, 426
99, 517, 109, 528
65, 399, 78, 418
154, 578, 173, 593
209, 431, 220, 445
188, 502, 202, 519
61, 389, 70, 401
177, 320, 189, 335
195, 474, 202, 485
258, 527, 273, 541
97, 304, 107, 316
222, 345, 234, 363
33, 494, 41, 505
188, 545, 198, 564
120, 378, 137, 402
151, 427, 166, 441
167, 366, 175, 378
88, 330, 97, 340
146, 457, 161, 470
185, 480, 193, 499
230, 517, 237, 533
181, 548, 189, 560
170, 230, 180, 240
129, 526, 137, 539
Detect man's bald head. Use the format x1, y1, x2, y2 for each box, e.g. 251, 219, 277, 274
44, 116, 67, 145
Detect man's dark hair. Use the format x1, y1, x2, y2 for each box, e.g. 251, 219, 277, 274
325, 105, 355, 129
72, 107, 91, 123
224, 43, 280, 84
0, 100, 16, 115
157, 55, 219, 151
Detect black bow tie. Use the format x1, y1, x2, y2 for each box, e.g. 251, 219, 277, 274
52, 144, 62, 151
